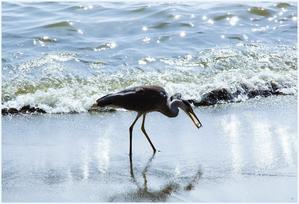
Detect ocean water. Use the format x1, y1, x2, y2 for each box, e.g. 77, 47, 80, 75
2, 2, 297, 202
2, 1, 297, 113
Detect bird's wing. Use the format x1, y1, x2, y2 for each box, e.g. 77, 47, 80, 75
116, 86, 145, 96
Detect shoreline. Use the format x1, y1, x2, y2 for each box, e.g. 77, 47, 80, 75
2, 92, 295, 115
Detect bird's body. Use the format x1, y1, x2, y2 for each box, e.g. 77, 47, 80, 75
93, 85, 202, 156
97, 86, 168, 114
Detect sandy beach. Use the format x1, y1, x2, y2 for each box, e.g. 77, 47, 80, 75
2, 96, 297, 202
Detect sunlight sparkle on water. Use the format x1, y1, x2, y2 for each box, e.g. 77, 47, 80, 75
222, 115, 242, 174
77, 29, 84, 35
95, 136, 110, 174
179, 31, 186, 37
243, 34, 248, 40
252, 121, 274, 168
143, 37, 151, 43
109, 42, 117, 49
207, 19, 214, 25
81, 5, 93, 10
228, 16, 239, 26
276, 127, 295, 166
292, 16, 297, 21
142, 26, 148, 31
174, 14, 181, 20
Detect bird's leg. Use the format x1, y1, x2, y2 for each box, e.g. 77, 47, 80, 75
129, 113, 142, 157
141, 114, 157, 153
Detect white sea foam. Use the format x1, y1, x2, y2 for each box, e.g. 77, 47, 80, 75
2, 44, 297, 113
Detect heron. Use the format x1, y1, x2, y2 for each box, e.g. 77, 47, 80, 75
91, 85, 202, 156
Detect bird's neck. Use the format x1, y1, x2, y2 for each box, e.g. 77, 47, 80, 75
161, 99, 181, 117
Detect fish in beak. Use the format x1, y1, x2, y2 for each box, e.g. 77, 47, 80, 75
187, 110, 202, 128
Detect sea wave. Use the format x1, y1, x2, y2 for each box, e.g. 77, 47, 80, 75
2, 43, 297, 114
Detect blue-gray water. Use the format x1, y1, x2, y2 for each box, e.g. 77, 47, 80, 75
2, 1, 297, 113
2, 2, 297, 202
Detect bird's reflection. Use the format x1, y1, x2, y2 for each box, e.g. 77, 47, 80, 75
110, 154, 202, 202
129, 153, 155, 192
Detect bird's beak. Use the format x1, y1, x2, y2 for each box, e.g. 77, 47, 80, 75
187, 110, 202, 128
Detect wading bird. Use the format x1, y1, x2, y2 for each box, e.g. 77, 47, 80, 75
91, 85, 202, 156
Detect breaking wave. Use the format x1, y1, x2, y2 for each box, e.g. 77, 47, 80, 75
2, 43, 296, 114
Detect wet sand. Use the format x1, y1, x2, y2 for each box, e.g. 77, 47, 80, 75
2, 96, 297, 202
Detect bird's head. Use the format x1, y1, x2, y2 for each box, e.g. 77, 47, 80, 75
175, 98, 202, 129
181, 99, 202, 128
170, 94, 202, 128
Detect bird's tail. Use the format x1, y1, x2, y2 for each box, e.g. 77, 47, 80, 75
96, 94, 115, 107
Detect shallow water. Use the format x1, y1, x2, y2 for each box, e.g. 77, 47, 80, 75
2, 1, 297, 113
2, 96, 297, 202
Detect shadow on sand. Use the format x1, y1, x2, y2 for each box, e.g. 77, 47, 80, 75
109, 154, 202, 202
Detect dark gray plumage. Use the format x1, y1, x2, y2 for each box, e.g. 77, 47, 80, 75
92, 85, 202, 156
